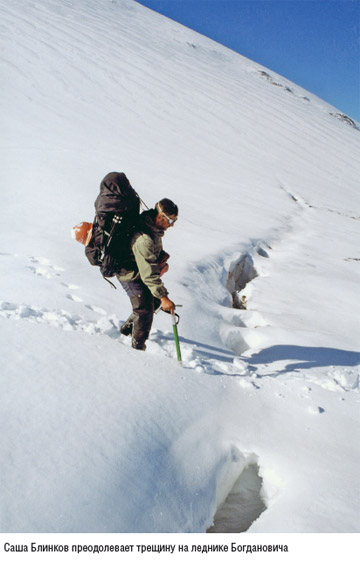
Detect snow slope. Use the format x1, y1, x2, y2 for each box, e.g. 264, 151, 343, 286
1, 0, 359, 535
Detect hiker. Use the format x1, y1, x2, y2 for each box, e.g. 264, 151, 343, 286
117, 198, 178, 351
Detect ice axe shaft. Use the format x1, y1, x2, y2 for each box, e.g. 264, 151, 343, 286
171, 311, 182, 364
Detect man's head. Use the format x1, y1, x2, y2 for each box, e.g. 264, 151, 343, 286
155, 198, 178, 230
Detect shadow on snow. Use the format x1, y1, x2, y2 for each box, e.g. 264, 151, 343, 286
244, 345, 360, 374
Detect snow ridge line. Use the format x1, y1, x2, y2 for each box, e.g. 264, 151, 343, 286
217, 183, 312, 355
256, 69, 360, 131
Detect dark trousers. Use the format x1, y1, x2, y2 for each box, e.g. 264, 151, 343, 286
120, 279, 159, 350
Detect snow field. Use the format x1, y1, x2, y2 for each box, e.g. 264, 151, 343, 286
1, 0, 360, 537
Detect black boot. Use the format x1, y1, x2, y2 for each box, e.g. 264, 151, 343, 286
120, 321, 133, 336
131, 337, 146, 351
120, 313, 135, 336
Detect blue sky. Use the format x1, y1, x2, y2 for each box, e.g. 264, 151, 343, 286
136, 0, 360, 121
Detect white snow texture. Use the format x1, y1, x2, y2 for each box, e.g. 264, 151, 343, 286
1, 0, 359, 534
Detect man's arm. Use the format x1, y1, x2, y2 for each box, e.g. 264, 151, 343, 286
132, 235, 174, 309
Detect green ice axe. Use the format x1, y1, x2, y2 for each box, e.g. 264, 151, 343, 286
171, 311, 182, 365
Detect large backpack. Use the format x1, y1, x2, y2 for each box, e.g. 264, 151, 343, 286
85, 172, 141, 281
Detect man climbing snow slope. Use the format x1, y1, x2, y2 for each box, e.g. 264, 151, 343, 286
117, 198, 178, 350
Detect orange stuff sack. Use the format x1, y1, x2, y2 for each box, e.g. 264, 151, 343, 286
71, 222, 93, 245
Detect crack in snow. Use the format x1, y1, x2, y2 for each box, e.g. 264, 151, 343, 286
207, 450, 268, 533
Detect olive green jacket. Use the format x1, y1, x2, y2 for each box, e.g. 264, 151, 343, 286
116, 210, 169, 299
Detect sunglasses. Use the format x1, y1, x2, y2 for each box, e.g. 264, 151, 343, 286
161, 211, 177, 225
